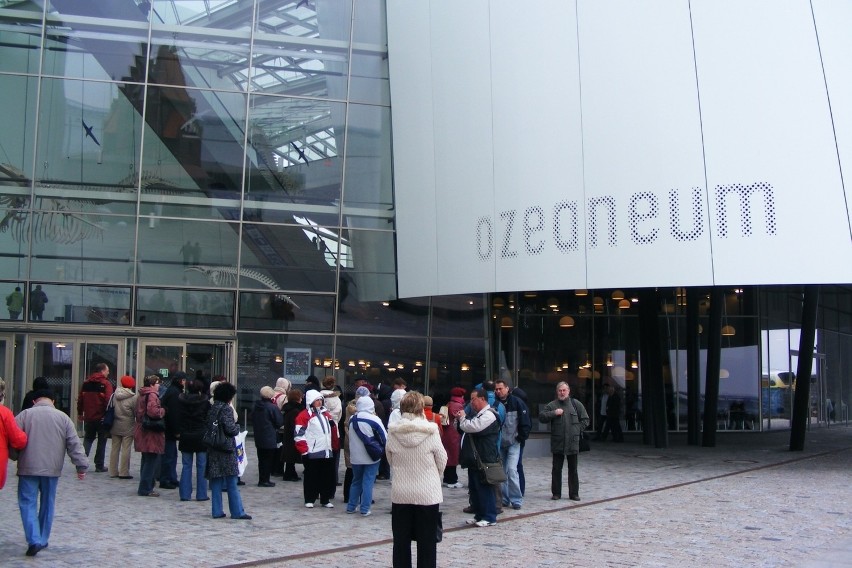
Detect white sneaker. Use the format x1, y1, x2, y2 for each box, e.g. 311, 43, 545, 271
322, 502, 334, 508
361, 510, 371, 516
475, 520, 496, 527
449, 482, 464, 489
465, 519, 478, 525
305, 502, 314, 508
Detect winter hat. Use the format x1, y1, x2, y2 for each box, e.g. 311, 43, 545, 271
120, 376, 136, 388
260, 386, 275, 399
356, 396, 374, 413
33, 388, 55, 401
306, 389, 324, 407
423, 396, 434, 407
450, 387, 466, 397
275, 377, 292, 392
355, 386, 371, 398
390, 389, 406, 409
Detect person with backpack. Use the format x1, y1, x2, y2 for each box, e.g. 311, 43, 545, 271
346, 395, 387, 516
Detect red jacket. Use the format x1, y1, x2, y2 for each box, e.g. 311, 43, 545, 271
0, 405, 27, 489
77, 373, 114, 422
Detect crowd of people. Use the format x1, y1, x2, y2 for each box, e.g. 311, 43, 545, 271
0, 368, 596, 565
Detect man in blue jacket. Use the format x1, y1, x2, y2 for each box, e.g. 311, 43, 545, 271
494, 380, 531, 510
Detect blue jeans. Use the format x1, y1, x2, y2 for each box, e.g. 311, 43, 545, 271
467, 467, 497, 523
499, 442, 522, 506
210, 475, 246, 518
138, 452, 161, 495
347, 462, 379, 514
18, 476, 58, 547
179, 451, 208, 500
160, 438, 178, 484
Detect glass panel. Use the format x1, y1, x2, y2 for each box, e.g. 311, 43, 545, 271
243, 95, 345, 222
32, 340, 74, 416
186, 342, 227, 384
251, 0, 353, 98
0, 74, 38, 185
137, 219, 240, 286
136, 287, 234, 329
142, 343, 184, 383
239, 222, 337, 293
28, 283, 131, 324
30, 214, 138, 284
350, 0, 389, 105
150, 0, 252, 92
336, 297, 428, 336
235, 331, 334, 418
334, 335, 428, 391
431, 294, 488, 338
80, 341, 119, 385
238, 291, 334, 333
341, 104, 393, 223
1, 282, 25, 321
0, 7, 43, 74
42, 8, 149, 82
0, 212, 28, 281
337, 228, 396, 304
34, 78, 141, 215
141, 86, 246, 219
429, 337, 488, 401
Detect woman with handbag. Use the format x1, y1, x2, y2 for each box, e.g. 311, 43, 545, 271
205, 382, 251, 519
134, 375, 166, 497
386, 391, 447, 568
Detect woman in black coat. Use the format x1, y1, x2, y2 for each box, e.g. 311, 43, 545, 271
177, 378, 209, 501
206, 382, 251, 519
280, 389, 303, 481
252, 386, 284, 487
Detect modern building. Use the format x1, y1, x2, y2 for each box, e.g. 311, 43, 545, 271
0, 0, 849, 439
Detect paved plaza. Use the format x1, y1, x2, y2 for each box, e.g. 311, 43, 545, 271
1, 426, 850, 567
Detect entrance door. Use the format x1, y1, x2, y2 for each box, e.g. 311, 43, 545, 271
28, 337, 122, 419
137, 339, 231, 387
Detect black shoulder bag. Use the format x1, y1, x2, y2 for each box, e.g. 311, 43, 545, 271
570, 398, 591, 452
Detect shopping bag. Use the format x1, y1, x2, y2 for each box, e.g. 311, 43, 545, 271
235, 431, 248, 477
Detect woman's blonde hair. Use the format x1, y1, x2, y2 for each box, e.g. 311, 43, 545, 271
400, 391, 424, 415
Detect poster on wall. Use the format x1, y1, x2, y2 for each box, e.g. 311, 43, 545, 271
284, 348, 311, 385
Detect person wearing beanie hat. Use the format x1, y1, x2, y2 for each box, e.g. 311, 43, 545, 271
252, 386, 284, 487
109, 376, 138, 479
441, 387, 466, 488
342, 385, 379, 502
272, 377, 291, 411
294, 389, 339, 507
346, 395, 387, 516
355, 386, 371, 398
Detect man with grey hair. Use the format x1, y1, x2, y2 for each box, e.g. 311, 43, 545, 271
538, 381, 589, 501
16, 388, 88, 557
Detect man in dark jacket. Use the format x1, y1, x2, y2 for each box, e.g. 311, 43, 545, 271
457, 388, 501, 527
599, 383, 624, 442
158, 372, 185, 489
539, 382, 590, 501
494, 380, 531, 510
252, 386, 284, 487
77, 363, 113, 473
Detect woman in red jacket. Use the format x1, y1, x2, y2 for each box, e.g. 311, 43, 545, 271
134, 375, 166, 497
0, 377, 27, 489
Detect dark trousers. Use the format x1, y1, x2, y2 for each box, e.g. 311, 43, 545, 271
391, 503, 439, 568
343, 467, 353, 502
159, 438, 178, 484
467, 468, 497, 523
83, 421, 109, 469
551, 453, 579, 499
518, 443, 526, 495
138, 452, 161, 496
442, 465, 458, 485
302, 457, 336, 505
600, 415, 623, 442
256, 448, 277, 484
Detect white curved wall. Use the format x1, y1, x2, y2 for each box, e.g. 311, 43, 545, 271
388, 0, 852, 298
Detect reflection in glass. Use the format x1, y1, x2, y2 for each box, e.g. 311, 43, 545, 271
336, 228, 396, 303
0, 212, 28, 281
238, 292, 334, 333
431, 295, 488, 338
32, 340, 74, 416
25, 283, 131, 324
336, 297, 428, 336
334, 336, 427, 391
243, 95, 345, 223
0, 8, 43, 74
136, 287, 234, 329
428, 337, 488, 400
137, 219, 239, 286
239, 222, 337, 293
350, 0, 390, 105
34, 78, 140, 215
342, 104, 393, 213
1, 282, 25, 321
0, 75, 38, 185
30, 214, 138, 285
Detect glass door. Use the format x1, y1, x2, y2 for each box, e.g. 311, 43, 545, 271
137, 339, 232, 387
138, 340, 185, 387
28, 337, 122, 419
